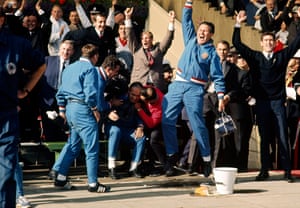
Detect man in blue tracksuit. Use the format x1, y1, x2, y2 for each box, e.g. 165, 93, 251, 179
162, 0, 225, 177
0, 8, 46, 207
54, 45, 121, 193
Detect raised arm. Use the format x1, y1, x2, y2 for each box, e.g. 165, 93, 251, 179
159, 10, 175, 55
14, 0, 26, 16
35, 0, 50, 25
125, 7, 140, 53
74, 0, 92, 28
232, 11, 256, 61
106, 0, 118, 29
182, 0, 196, 46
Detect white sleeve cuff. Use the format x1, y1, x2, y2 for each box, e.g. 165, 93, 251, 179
38, 9, 45, 16
125, 19, 132, 28
14, 9, 22, 17
235, 23, 241, 28
168, 23, 174, 31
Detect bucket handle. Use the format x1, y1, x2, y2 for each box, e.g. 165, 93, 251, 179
210, 176, 225, 185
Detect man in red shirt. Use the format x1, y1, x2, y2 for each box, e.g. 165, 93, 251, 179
135, 86, 166, 176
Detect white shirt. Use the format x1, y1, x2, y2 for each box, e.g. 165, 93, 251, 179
262, 51, 273, 60
48, 16, 70, 56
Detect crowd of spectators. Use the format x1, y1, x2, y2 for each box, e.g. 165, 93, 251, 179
205, 0, 300, 48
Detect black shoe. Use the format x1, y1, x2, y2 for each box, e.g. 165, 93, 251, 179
165, 153, 178, 177
48, 169, 57, 180
88, 183, 110, 193
109, 168, 119, 180
116, 160, 131, 171
54, 179, 75, 190
284, 171, 295, 183
177, 162, 188, 170
255, 171, 269, 181
175, 163, 188, 173
177, 162, 187, 169
149, 168, 162, 177
165, 167, 177, 177
188, 164, 198, 174
187, 164, 199, 176
130, 169, 144, 178
202, 161, 212, 177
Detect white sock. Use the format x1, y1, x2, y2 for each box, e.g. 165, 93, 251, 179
57, 174, 66, 181
129, 162, 138, 171
202, 156, 211, 162
108, 157, 116, 169
89, 183, 97, 187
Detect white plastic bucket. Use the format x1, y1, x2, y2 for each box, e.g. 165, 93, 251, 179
213, 167, 237, 195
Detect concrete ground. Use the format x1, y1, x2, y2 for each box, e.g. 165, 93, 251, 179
22, 166, 300, 208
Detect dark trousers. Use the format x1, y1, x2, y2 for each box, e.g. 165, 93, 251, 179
145, 126, 166, 165
255, 99, 291, 171
233, 117, 253, 171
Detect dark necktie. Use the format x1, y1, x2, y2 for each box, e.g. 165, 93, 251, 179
99, 32, 103, 39
146, 49, 154, 66
58, 61, 66, 88
62, 61, 66, 71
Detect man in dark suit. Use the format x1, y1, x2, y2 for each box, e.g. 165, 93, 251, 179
64, 12, 116, 66
205, 40, 253, 172
24, 12, 50, 56
39, 40, 74, 141
260, 0, 291, 33
4, 0, 51, 56
233, 10, 300, 182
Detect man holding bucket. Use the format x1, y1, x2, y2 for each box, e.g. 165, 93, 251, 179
161, 0, 225, 177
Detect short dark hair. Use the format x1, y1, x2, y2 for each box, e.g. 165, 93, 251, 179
129, 82, 143, 90
114, 4, 126, 16
102, 55, 122, 70
163, 63, 173, 72
200, 21, 215, 34
95, 12, 107, 19
81, 44, 99, 59
261, 32, 275, 41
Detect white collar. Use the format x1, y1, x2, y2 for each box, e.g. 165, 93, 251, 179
98, 66, 108, 81
262, 51, 273, 59
60, 58, 69, 65
79, 57, 92, 64
95, 28, 104, 36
